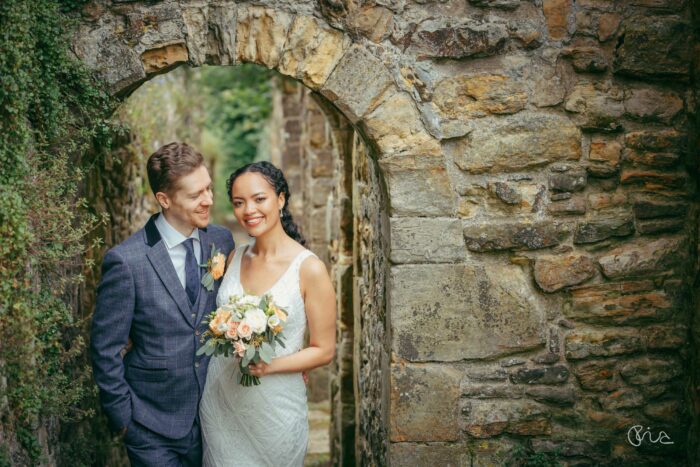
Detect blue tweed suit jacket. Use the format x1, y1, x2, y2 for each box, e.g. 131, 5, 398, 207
90, 214, 234, 439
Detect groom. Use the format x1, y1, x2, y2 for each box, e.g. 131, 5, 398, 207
91, 142, 235, 466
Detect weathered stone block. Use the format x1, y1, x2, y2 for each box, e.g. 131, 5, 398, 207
510, 365, 569, 385
622, 149, 680, 168
590, 137, 622, 164
613, 16, 691, 80
548, 169, 587, 192
279, 16, 351, 90
543, 0, 571, 40
597, 236, 686, 279
598, 13, 621, 41
619, 356, 683, 386
390, 264, 545, 361
488, 182, 522, 205
445, 112, 581, 174
565, 281, 679, 325
643, 400, 681, 423
624, 86, 683, 124
624, 128, 686, 152
463, 221, 568, 252
363, 92, 442, 157
599, 388, 644, 410
321, 45, 394, 123
571, 359, 618, 391
547, 196, 586, 216
534, 254, 596, 292
389, 218, 465, 263
565, 328, 643, 360
564, 81, 624, 130
463, 400, 551, 438
236, 6, 293, 68
531, 439, 611, 458
573, 216, 634, 244
644, 324, 687, 350
390, 442, 470, 466
72, 25, 146, 95
588, 191, 627, 210
532, 62, 566, 108
204, 5, 238, 65
632, 196, 687, 219
380, 158, 456, 216
461, 383, 522, 399
469, 0, 522, 8
141, 43, 189, 74
619, 169, 688, 190
525, 386, 577, 406
637, 218, 685, 235
564, 46, 608, 73
390, 363, 461, 441
408, 18, 509, 59
433, 74, 527, 120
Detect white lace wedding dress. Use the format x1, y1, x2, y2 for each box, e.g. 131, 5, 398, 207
200, 245, 314, 466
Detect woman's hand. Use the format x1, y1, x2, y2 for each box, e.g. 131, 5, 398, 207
248, 360, 270, 378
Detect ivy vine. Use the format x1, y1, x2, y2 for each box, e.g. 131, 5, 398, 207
0, 0, 118, 464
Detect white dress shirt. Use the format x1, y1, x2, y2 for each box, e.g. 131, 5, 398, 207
154, 213, 202, 289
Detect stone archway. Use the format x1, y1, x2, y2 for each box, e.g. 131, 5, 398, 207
73, 4, 449, 465
72, 1, 698, 465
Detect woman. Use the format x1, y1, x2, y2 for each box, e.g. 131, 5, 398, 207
199, 161, 336, 466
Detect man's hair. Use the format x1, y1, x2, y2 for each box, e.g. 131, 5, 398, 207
147, 142, 205, 195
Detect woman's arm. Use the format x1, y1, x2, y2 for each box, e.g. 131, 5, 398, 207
248, 256, 336, 377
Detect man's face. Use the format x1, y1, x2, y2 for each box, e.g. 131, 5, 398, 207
157, 165, 213, 235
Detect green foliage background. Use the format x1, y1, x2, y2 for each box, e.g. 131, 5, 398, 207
196, 65, 273, 222
0, 0, 119, 464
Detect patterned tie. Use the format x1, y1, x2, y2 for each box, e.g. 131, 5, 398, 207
183, 238, 199, 305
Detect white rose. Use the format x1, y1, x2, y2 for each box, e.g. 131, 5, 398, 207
267, 315, 280, 328
216, 322, 229, 334
244, 308, 268, 334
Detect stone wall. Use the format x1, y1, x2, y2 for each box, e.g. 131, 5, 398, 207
71, 0, 699, 464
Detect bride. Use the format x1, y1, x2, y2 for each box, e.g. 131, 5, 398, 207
199, 161, 336, 466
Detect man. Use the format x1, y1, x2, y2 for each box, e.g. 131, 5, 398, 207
91, 142, 235, 466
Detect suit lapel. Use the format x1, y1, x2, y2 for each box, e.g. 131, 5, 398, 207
144, 215, 195, 328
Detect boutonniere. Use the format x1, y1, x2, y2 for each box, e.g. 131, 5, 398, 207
201, 243, 226, 291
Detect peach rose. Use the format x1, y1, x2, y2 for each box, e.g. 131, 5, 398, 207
237, 321, 252, 340
271, 304, 287, 322
225, 321, 240, 340
210, 253, 226, 280
209, 308, 232, 336
234, 341, 247, 357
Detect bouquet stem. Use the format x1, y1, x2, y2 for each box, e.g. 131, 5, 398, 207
239, 365, 261, 386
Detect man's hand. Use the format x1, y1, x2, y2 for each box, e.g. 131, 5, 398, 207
119, 338, 133, 359
303, 371, 309, 385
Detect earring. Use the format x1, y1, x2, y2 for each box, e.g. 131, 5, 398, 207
280, 208, 285, 218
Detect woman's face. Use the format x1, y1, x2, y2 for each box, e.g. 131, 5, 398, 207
230, 172, 285, 237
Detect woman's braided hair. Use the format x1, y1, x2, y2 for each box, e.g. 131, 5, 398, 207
226, 161, 306, 246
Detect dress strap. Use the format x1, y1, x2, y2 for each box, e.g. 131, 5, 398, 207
290, 249, 317, 276
232, 244, 249, 279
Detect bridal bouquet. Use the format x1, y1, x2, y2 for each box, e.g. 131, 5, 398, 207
197, 293, 288, 386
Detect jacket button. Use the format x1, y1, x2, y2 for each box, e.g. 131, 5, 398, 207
194, 362, 200, 368
191, 313, 196, 319
195, 330, 200, 336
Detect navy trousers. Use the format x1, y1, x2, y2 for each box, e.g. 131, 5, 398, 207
124, 418, 202, 467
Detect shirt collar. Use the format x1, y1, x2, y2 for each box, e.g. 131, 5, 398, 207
154, 213, 200, 250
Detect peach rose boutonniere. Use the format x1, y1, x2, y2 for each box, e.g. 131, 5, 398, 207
200, 243, 227, 291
